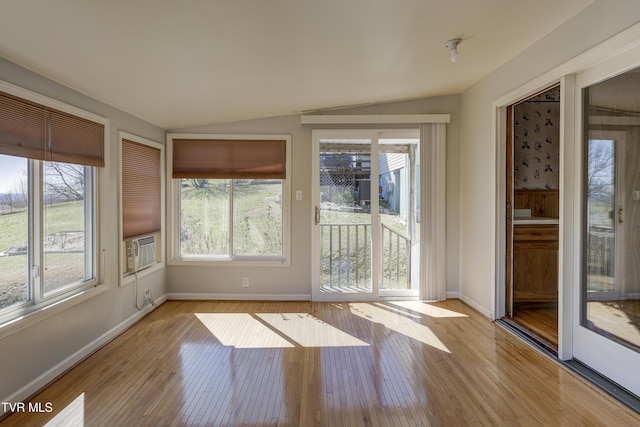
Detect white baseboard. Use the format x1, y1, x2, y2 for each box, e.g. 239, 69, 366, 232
459, 294, 493, 319
1, 295, 166, 416
167, 293, 311, 301
446, 291, 459, 299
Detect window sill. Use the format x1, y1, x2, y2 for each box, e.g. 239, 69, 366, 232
0, 284, 108, 340
120, 263, 165, 287
168, 257, 290, 267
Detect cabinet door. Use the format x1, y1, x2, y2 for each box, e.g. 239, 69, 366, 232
513, 241, 558, 302
513, 224, 558, 302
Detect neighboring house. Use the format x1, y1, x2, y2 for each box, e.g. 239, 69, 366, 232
378, 151, 421, 220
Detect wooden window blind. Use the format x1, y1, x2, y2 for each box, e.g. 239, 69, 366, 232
48, 109, 104, 167
0, 92, 47, 160
172, 138, 286, 179
0, 91, 104, 166
122, 139, 161, 240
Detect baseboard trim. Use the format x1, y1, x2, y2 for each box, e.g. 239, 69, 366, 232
459, 294, 493, 318
166, 293, 312, 301
446, 291, 459, 299
0, 295, 166, 417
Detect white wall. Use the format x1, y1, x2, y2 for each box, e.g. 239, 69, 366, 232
458, 0, 640, 317
167, 95, 461, 298
0, 57, 166, 404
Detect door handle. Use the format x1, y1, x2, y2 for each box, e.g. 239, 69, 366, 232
618, 206, 623, 224
315, 206, 321, 225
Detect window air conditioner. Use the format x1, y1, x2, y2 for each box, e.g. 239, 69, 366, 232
126, 235, 157, 273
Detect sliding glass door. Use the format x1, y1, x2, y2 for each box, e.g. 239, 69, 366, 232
573, 64, 640, 396
312, 130, 420, 300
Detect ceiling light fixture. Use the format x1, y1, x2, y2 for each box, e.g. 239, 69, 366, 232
444, 38, 462, 62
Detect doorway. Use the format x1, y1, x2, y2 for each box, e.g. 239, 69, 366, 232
504, 85, 561, 351
312, 130, 420, 300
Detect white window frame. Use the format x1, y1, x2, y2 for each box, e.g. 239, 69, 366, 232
0, 80, 109, 338
119, 131, 165, 287
166, 133, 291, 266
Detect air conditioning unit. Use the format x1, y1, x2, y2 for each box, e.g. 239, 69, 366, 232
126, 235, 157, 273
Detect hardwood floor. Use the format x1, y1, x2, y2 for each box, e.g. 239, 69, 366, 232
511, 301, 559, 350
2, 299, 638, 426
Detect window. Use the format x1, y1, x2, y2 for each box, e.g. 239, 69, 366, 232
168, 134, 290, 263
119, 132, 164, 283
0, 83, 107, 323
43, 161, 95, 295
121, 135, 162, 240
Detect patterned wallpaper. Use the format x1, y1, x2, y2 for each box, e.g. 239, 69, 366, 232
513, 86, 560, 189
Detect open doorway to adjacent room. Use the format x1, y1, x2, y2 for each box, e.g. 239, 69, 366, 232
503, 85, 561, 352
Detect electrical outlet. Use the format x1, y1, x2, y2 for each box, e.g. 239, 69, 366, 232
143, 288, 156, 307
242, 277, 249, 288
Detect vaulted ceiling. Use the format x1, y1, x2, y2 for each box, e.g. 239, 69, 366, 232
0, 0, 593, 129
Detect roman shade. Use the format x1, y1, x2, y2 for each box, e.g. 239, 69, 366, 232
122, 139, 161, 240
172, 138, 286, 179
0, 91, 104, 167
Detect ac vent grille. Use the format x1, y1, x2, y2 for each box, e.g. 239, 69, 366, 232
126, 235, 157, 273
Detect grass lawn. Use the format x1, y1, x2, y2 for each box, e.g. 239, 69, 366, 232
0, 200, 85, 310
180, 180, 282, 256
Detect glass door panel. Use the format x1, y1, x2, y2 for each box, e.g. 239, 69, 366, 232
378, 137, 420, 296
574, 64, 640, 397
318, 138, 374, 295
583, 85, 638, 351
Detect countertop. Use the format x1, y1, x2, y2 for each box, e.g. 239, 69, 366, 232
513, 216, 559, 225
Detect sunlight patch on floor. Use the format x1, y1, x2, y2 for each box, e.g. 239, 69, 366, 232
372, 302, 422, 319
44, 392, 84, 427
195, 313, 294, 348
387, 301, 469, 318
256, 313, 369, 347
195, 312, 369, 348
349, 303, 451, 353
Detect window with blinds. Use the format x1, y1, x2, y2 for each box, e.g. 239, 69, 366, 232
0, 82, 108, 325
122, 138, 162, 240
167, 134, 291, 262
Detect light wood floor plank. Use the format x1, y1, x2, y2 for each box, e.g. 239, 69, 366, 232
1, 299, 638, 426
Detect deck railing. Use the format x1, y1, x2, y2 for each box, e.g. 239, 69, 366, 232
320, 223, 411, 290
320, 223, 371, 289
381, 223, 411, 290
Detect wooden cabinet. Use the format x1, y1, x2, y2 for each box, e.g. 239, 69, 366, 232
513, 224, 558, 302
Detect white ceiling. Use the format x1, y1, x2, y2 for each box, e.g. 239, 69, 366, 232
0, 0, 593, 129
